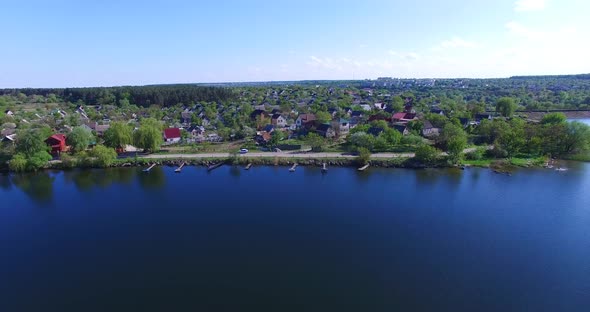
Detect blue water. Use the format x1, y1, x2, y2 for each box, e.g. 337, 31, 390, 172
1, 165, 590, 311
570, 118, 590, 126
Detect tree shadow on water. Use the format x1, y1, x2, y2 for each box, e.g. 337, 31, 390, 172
11, 172, 55, 203
137, 167, 166, 190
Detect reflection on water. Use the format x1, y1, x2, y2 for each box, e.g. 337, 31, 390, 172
10, 172, 55, 203
137, 166, 166, 189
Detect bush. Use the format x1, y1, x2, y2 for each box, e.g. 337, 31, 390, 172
414, 144, 439, 165
8, 153, 27, 172
465, 147, 485, 160
26, 151, 52, 171
486, 146, 508, 158
357, 147, 371, 165
60, 153, 78, 169
90, 145, 118, 167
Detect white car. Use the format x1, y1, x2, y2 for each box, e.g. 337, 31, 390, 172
239, 148, 249, 154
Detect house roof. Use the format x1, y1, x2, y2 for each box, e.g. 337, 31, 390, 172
298, 113, 316, 122
250, 109, 268, 119
423, 120, 435, 129
47, 134, 66, 143
393, 125, 408, 134
163, 128, 181, 139
271, 114, 283, 120
392, 112, 406, 119
367, 127, 385, 137
316, 123, 332, 132
95, 124, 110, 133
263, 124, 275, 132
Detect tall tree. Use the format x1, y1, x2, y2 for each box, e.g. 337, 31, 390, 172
495, 97, 517, 117
133, 118, 163, 152
103, 122, 132, 149
67, 126, 94, 153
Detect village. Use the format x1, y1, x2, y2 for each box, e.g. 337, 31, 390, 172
1, 80, 590, 172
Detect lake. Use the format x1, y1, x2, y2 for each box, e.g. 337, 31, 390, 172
1, 164, 590, 311
571, 118, 590, 126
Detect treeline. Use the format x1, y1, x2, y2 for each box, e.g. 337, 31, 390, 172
510, 74, 590, 80
0, 84, 236, 107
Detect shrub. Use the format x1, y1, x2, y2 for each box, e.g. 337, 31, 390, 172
8, 153, 27, 172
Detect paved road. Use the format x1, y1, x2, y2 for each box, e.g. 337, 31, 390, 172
141, 152, 415, 159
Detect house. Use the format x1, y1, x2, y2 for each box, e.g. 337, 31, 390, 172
328, 108, 338, 116
187, 125, 205, 137
404, 104, 414, 113
374, 103, 386, 110
393, 125, 410, 135
4, 110, 14, 116
263, 124, 275, 133
84, 122, 110, 136
367, 127, 385, 137
163, 128, 182, 143
458, 118, 471, 128
316, 124, 336, 138
430, 108, 445, 115
1, 134, 16, 144
475, 113, 493, 122
181, 111, 192, 124
331, 118, 351, 136
95, 124, 110, 136
255, 131, 272, 144
296, 113, 317, 128
360, 104, 372, 111
368, 114, 391, 122
422, 120, 440, 137
392, 112, 417, 123
250, 109, 270, 121
271, 114, 287, 127
45, 134, 67, 154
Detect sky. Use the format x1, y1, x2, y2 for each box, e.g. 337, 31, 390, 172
1, 0, 589, 87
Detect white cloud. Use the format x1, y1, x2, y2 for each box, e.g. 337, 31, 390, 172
514, 0, 547, 12
437, 37, 478, 49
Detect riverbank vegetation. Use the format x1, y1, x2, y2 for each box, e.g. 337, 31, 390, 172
2, 76, 590, 172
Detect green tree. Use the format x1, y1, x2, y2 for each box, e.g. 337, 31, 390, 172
67, 126, 94, 153
134, 118, 163, 152
26, 151, 52, 171
348, 132, 375, 151
305, 132, 325, 152
357, 147, 371, 165
438, 123, 467, 151
15, 130, 48, 157
8, 153, 27, 172
315, 111, 332, 123
414, 144, 439, 165
495, 97, 517, 117
541, 112, 567, 125
391, 96, 404, 112
269, 131, 284, 147
103, 122, 132, 149
382, 128, 402, 145
90, 145, 117, 167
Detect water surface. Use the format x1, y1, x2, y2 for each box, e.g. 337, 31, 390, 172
1, 165, 590, 311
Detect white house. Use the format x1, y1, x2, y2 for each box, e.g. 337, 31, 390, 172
163, 128, 182, 144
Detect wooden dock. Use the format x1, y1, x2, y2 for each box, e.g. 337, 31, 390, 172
143, 163, 156, 172
358, 164, 370, 171
245, 163, 252, 170
289, 163, 298, 172
207, 162, 224, 172
174, 162, 185, 173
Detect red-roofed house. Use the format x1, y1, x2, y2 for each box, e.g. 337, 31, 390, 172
392, 112, 417, 123
45, 134, 67, 154
163, 128, 182, 143
392, 112, 406, 122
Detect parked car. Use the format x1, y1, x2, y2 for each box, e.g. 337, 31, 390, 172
240, 148, 249, 154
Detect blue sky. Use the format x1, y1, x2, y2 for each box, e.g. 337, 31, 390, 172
1, 0, 588, 87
